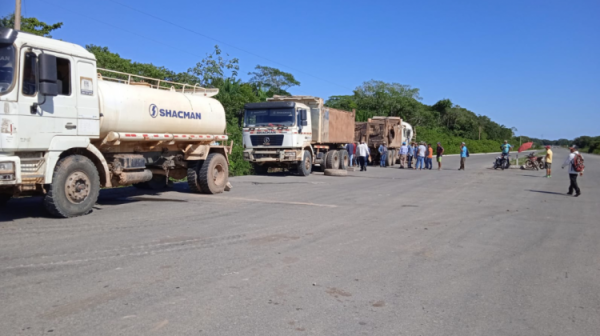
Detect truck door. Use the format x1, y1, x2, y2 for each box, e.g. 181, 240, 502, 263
16, 48, 78, 149
75, 60, 99, 137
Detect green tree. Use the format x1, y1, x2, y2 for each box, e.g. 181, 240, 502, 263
248, 65, 300, 95
188, 45, 239, 87
0, 14, 63, 38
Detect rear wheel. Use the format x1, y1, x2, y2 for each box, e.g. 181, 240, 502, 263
197, 153, 228, 194
253, 163, 269, 175
296, 150, 312, 176
325, 150, 340, 169
338, 149, 349, 169
44, 155, 100, 218
0, 194, 11, 207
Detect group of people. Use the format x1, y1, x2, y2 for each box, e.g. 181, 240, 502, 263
345, 141, 471, 171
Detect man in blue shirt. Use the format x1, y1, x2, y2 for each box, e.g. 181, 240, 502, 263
459, 142, 468, 170
378, 142, 388, 167
346, 143, 355, 167
501, 140, 512, 155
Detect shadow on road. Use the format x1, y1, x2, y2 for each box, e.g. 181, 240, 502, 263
527, 190, 568, 196
521, 174, 545, 178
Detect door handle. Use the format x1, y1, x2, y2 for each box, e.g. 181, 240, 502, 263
65, 123, 77, 130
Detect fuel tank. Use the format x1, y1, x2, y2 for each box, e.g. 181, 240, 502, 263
98, 81, 226, 138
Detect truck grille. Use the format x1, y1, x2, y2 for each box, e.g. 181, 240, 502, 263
250, 135, 284, 146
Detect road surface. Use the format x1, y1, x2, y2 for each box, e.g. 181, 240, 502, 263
1, 148, 598, 335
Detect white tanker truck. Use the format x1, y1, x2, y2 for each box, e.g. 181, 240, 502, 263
0, 28, 231, 217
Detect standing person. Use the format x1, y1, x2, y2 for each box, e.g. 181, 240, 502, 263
426, 144, 434, 170
458, 142, 468, 170
358, 140, 369, 171
399, 142, 409, 168
406, 142, 413, 168
346, 143, 355, 167
353, 142, 359, 167
436, 142, 445, 170
544, 145, 553, 178
561, 145, 584, 197
379, 142, 388, 167
416, 142, 427, 170
412, 143, 419, 169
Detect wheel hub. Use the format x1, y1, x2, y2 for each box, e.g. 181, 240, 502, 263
65, 171, 90, 204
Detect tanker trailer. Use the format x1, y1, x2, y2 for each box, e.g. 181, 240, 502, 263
0, 28, 231, 217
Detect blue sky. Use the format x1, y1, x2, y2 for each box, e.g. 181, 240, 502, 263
3, 0, 599, 139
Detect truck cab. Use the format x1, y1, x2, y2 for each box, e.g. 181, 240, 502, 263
242, 100, 312, 174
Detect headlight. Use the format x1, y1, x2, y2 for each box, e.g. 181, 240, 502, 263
243, 152, 250, 159
0, 162, 15, 174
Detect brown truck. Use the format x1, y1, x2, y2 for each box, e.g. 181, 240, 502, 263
355, 117, 413, 166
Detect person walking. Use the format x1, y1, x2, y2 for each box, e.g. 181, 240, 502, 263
353, 142, 359, 167
358, 140, 370, 171
544, 145, 553, 178
416, 142, 427, 170
399, 142, 409, 168
379, 142, 388, 167
426, 144, 434, 170
436, 142, 445, 170
407, 142, 414, 168
346, 143, 355, 167
458, 142, 468, 170
561, 145, 584, 197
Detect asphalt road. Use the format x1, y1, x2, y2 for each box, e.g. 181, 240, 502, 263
1, 148, 598, 336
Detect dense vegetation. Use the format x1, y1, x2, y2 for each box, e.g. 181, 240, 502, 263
8, 14, 592, 176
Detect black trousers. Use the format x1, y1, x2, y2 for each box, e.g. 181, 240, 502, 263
569, 174, 581, 194
359, 156, 367, 171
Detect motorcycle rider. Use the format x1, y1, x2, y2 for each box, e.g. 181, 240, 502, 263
500, 140, 512, 167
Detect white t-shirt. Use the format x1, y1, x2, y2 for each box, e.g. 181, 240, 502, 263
400, 145, 409, 155
358, 143, 370, 156
418, 145, 427, 157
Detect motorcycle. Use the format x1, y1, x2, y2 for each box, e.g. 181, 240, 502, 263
524, 152, 544, 170
493, 153, 511, 170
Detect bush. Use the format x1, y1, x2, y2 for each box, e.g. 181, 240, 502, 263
414, 128, 502, 154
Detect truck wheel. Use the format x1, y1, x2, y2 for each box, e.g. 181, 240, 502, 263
338, 149, 349, 169
197, 153, 228, 194
324, 169, 347, 176
296, 150, 312, 176
0, 194, 11, 207
44, 155, 100, 218
253, 163, 269, 175
325, 150, 340, 169
134, 175, 170, 190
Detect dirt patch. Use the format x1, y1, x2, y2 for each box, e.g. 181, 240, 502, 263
42, 288, 131, 319
372, 300, 385, 307
326, 287, 352, 298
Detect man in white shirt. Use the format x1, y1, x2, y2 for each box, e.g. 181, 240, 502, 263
416, 142, 427, 170
561, 145, 584, 197
357, 141, 370, 171
399, 142, 409, 168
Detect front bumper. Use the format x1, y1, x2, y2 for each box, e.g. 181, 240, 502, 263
243, 149, 303, 163
0, 155, 21, 186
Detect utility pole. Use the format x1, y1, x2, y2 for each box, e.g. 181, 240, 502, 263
15, 0, 22, 30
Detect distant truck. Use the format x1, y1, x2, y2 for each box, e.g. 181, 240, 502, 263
0, 28, 231, 217
242, 96, 355, 175
354, 117, 414, 166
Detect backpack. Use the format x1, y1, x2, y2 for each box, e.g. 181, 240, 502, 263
466, 148, 470, 157
572, 153, 585, 172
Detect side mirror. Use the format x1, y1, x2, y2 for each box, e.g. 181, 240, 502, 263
39, 54, 58, 96
301, 109, 308, 126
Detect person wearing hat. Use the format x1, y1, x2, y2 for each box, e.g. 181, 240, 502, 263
399, 142, 409, 168
562, 145, 584, 197
544, 145, 553, 178
458, 142, 468, 170
436, 142, 445, 170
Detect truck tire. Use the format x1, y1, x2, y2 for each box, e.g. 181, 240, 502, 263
197, 153, 229, 194
134, 175, 170, 190
296, 150, 312, 176
253, 163, 269, 175
338, 149, 349, 169
0, 194, 11, 207
325, 150, 340, 169
44, 155, 100, 218
324, 169, 347, 176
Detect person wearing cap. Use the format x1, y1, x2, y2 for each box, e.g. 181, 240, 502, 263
544, 145, 553, 178
562, 145, 583, 197
399, 142, 409, 168
458, 142, 468, 170
436, 142, 445, 170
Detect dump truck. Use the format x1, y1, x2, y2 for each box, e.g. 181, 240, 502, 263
0, 28, 231, 217
242, 96, 355, 175
354, 117, 414, 166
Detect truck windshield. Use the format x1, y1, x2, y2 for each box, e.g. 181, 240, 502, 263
244, 108, 295, 127
0, 44, 15, 94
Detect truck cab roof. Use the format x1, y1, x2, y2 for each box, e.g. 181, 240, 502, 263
11, 28, 96, 61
